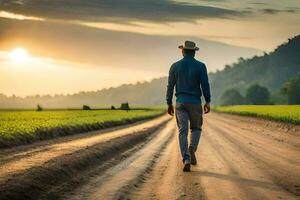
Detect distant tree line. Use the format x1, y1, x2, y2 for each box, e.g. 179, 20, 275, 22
0, 78, 166, 109
221, 73, 300, 105
33, 102, 131, 111
221, 84, 271, 105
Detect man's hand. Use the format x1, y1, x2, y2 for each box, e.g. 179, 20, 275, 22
167, 105, 174, 116
204, 103, 210, 114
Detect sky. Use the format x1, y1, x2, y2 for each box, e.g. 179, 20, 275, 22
0, 0, 299, 96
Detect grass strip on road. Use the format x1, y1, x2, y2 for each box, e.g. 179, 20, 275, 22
0, 109, 164, 148
213, 105, 300, 125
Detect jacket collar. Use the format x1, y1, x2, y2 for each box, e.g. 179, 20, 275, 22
183, 54, 195, 60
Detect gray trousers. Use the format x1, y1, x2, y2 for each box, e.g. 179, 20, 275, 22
175, 103, 203, 163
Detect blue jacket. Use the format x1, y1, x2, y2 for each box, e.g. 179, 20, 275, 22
166, 54, 211, 105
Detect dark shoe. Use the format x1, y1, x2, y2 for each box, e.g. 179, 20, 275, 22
189, 147, 197, 165
183, 163, 191, 172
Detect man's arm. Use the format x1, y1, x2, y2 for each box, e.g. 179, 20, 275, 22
200, 64, 211, 113
166, 65, 176, 115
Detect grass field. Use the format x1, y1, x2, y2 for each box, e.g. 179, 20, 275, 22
213, 105, 300, 124
0, 109, 164, 148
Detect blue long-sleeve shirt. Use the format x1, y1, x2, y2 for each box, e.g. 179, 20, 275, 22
166, 54, 211, 105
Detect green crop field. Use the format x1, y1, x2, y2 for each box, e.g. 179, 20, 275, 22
0, 109, 164, 148
213, 105, 300, 124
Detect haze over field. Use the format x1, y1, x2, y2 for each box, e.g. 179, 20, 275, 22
0, 0, 300, 97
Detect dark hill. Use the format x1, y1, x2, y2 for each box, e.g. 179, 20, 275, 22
210, 35, 300, 104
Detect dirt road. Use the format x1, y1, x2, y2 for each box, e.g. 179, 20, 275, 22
1, 113, 299, 200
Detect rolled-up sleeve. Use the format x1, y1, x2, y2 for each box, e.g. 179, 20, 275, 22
166, 65, 176, 105
200, 64, 211, 103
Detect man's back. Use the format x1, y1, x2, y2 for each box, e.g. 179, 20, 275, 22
166, 54, 211, 105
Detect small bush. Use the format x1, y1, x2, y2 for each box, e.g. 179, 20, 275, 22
36, 104, 43, 112
281, 73, 300, 104
82, 105, 91, 110
221, 89, 245, 105
120, 102, 130, 110
246, 84, 271, 105
111, 105, 116, 110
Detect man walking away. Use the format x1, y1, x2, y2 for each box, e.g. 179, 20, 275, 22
166, 40, 211, 172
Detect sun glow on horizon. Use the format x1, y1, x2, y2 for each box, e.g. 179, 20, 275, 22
9, 48, 29, 64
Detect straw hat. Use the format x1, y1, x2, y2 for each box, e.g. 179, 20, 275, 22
178, 40, 199, 51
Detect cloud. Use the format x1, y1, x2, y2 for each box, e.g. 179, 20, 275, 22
250, 2, 268, 6
261, 8, 298, 15
286, 7, 300, 10
0, 11, 44, 21
1, 0, 243, 23
0, 18, 261, 73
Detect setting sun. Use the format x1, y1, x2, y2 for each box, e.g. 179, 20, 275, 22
9, 48, 29, 64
